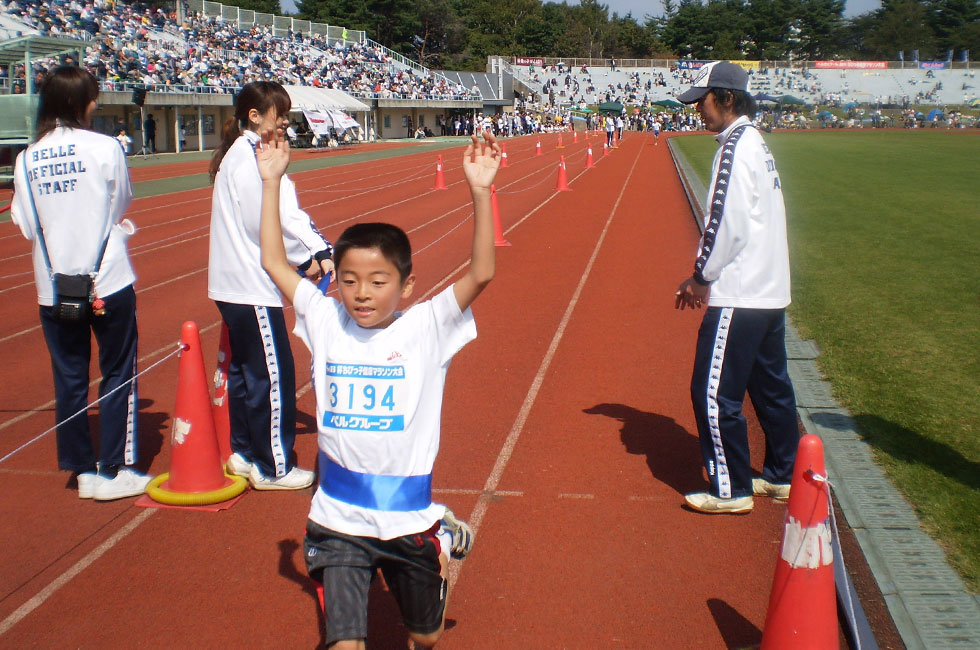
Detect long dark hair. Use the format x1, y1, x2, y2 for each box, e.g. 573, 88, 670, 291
35, 66, 100, 140
208, 81, 291, 183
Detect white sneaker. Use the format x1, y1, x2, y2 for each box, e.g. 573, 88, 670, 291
77, 472, 107, 499
684, 492, 754, 514
248, 465, 314, 491
93, 468, 151, 501
752, 477, 791, 501
226, 452, 253, 478
441, 509, 474, 559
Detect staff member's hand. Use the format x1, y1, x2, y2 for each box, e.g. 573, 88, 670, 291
675, 276, 709, 310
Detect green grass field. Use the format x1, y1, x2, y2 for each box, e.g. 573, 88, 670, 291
674, 129, 980, 591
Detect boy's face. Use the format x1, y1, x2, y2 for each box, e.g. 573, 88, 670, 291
337, 247, 414, 329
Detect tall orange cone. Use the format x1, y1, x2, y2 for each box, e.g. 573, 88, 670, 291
760, 434, 838, 650
556, 133, 564, 149
211, 322, 232, 465
490, 185, 510, 247
612, 130, 619, 148
585, 146, 594, 168
555, 156, 571, 191
432, 155, 448, 190
500, 142, 509, 168
603, 141, 609, 157
535, 140, 543, 156
573, 130, 578, 143
145, 321, 247, 506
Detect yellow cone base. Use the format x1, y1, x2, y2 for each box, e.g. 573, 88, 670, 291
146, 472, 248, 506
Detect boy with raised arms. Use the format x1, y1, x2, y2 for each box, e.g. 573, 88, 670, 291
256, 130, 500, 648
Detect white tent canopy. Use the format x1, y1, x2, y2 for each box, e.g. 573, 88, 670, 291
282, 85, 370, 113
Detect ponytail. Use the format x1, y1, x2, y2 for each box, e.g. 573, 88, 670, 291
209, 81, 291, 184
209, 117, 240, 183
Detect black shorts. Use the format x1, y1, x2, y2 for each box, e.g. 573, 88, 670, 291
304, 519, 447, 645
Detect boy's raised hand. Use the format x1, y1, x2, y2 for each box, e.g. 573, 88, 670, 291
255, 129, 290, 182
462, 130, 500, 191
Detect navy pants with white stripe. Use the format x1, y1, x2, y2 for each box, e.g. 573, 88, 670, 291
216, 302, 297, 479
691, 307, 799, 499
40, 285, 139, 473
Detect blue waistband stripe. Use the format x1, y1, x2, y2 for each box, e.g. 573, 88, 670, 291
319, 452, 432, 512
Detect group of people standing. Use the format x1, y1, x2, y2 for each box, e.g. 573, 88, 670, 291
12, 60, 801, 642
11, 70, 332, 498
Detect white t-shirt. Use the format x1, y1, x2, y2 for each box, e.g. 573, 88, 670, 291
11, 127, 135, 305
293, 281, 477, 540
208, 130, 329, 307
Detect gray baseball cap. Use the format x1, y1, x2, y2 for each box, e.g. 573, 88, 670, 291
677, 61, 750, 104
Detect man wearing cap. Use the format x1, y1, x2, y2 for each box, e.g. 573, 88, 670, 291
674, 62, 799, 514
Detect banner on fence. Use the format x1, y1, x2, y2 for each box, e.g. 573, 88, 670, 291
919, 61, 948, 70
728, 60, 761, 70
677, 60, 710, 69
515, 57, 544, 67
814, 61, 887, 69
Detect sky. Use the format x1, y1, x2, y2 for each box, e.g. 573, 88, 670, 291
279, 0, 881, 21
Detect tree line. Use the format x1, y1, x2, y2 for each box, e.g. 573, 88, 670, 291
229, 0, 979, 70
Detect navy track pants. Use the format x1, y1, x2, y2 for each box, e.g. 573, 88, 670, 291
216, 301, 297, 478
690, 307, 799, 499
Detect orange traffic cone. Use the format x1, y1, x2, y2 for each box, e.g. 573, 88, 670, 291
145, 321, 247, 506
535, 140, 543, 156
555, 156, 571, 191
500, 142, 509, 168
491, 185, 510, 247
432, 155, 448, 190
573, 130, 578, 143
760, 434, 837, 650
603, 141, 609, 157
585, 146, 594, 168
613, 131, 619, 148
211, 322, 232, 465
556, 133, 564, 149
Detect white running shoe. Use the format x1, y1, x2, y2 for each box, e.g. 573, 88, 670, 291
441, 508, 475, 559
93, 469, 151, 501
248, 465, 314, 491
226, 452, 253, 478
684, 492, 754, 514
77, 472, 107, 499
752, 477, 791, 501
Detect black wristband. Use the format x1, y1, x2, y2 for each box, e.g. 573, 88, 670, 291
297, 257, 313, 273
692, 271, 710, 286
314, 245, 334, 264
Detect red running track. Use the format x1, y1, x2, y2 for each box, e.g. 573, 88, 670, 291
0, 131, 785, 647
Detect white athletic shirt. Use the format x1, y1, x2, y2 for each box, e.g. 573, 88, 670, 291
208, 130, 329, 307
292, 281, 477, 540
11, 126, 135, 306
697, 116, 791, 309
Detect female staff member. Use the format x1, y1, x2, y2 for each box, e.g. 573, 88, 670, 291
11, 66, 149, 501
208, 80, 333, 490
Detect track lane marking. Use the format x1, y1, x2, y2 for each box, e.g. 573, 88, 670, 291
447, 138, 647, 591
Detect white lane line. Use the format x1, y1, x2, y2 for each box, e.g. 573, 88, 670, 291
558, 493, 595, 499
447, 142, 647, 590
0, 508, 156, 637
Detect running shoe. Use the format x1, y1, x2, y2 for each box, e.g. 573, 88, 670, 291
684, 492, 754, 514
441, 508, 474, 559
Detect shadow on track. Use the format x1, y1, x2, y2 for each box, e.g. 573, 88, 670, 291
582, 402, 703, 495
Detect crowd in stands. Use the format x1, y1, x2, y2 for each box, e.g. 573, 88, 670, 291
0, 0, 476, 101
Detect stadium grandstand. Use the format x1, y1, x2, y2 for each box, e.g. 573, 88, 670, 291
0, 0, 977, 164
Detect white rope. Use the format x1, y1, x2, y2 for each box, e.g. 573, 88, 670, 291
0, 343, 185, 465
826, 477, 863, 650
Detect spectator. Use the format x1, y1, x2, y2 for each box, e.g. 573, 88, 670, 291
144, 113, 156, 153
